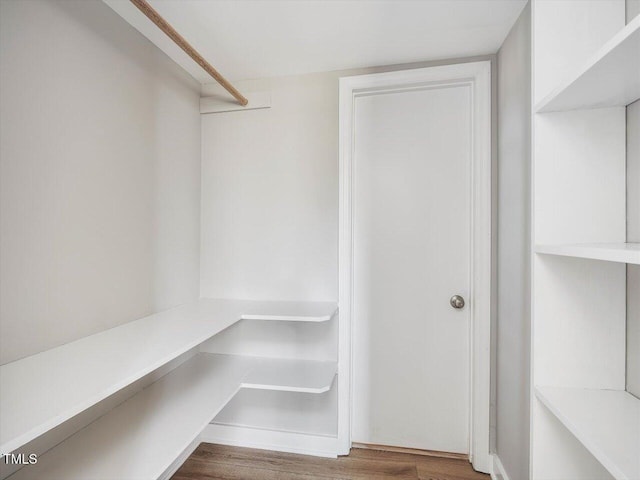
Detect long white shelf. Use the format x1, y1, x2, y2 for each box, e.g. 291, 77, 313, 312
535, 386, 640, 480
0, 299, 337, 454
8, 354, 337, 480
0, 300, 241, 455
535, 243, 640, 264
535, 16, 640, 112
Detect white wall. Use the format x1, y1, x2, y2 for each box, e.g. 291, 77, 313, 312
496, 3, 531, 480
626, 0, 639, 402
200, 74, 339, 302
627, 100, 640, 398
0, 0, 202, 365
626, 0, 640, 403
627, 0, 640, 21
199, 56, 497, 445
199, 57, 495, 302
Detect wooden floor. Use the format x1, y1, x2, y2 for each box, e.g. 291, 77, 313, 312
171, 443, 490, 480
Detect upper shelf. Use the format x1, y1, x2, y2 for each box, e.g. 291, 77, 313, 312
535, 243, 640, 265
535, 17, 640, 113
0, 299, 337, 454
535, 386, 640, 480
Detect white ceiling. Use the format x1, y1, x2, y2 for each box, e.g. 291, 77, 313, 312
104, 0, 527, 84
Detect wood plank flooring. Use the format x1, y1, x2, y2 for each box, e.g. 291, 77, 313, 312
171, 443, 490, 480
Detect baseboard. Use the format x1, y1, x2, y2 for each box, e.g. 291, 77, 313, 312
201, 423, 339, 458
491, 454, 511, 480
351, 442, 467, 460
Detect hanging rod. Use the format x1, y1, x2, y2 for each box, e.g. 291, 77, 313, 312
130, 0, 248, 106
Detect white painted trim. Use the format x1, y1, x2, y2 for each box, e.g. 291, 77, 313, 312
338, 61, 493, 471
491, 454, 511, 480
201, 424, 339, 458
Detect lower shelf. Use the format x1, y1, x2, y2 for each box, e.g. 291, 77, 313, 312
535, 386, 640, 480
9, 354, 337, 480
212, 386, 338, 437
241, 358, 336, 393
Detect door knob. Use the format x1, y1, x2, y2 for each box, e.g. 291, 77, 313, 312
450, 295, 465, 309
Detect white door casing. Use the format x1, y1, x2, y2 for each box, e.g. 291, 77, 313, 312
338, 62, 492, 473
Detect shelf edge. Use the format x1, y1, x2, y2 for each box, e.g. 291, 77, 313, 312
534, 16, 640, 113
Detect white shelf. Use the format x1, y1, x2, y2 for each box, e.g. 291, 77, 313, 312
241, 358, 337, 393
535, 243, 640, 264
535, 386, 640, 480
236, 300, 337, 322
212, 387, 338, 437
535, 17, 640, 112
0, 299, 242, 454
7, 354, 251, 480
8, 354, 336, 480
0, 299, 337, 454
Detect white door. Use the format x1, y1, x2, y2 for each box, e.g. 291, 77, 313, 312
351, 84, 472, 454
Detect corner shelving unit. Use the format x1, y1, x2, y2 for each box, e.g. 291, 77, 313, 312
7, 353, 337, 480
531, 1, 640, 479
0, 299, 338, 480
0, 299, 243, 455
198, 300, 340, 458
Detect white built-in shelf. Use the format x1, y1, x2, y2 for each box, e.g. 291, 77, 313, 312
8, 354, 336, 480
0, 299, 337, 454
535, 386, 640, 480
8, 354, 251, 480
241, 358, 337, 393
535, 16, 640, 113
212, 388, 339, 438
535, 243, 640, 264
236, 300, 337, 322
0, 300, 241, 455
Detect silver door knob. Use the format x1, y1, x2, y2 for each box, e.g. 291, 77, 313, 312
450, 295, 465, 309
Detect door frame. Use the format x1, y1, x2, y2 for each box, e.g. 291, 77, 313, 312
337, 61, 492, 473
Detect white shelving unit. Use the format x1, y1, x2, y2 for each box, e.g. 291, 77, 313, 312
531, 1, 639, 479
196, 302, 340, 452
1, 300, 338, 479
8, 354, 337, 480
535, 387, 640, 480
0, 300, 241, 454
535, 16, 640, 113
536, 243, 640, 265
